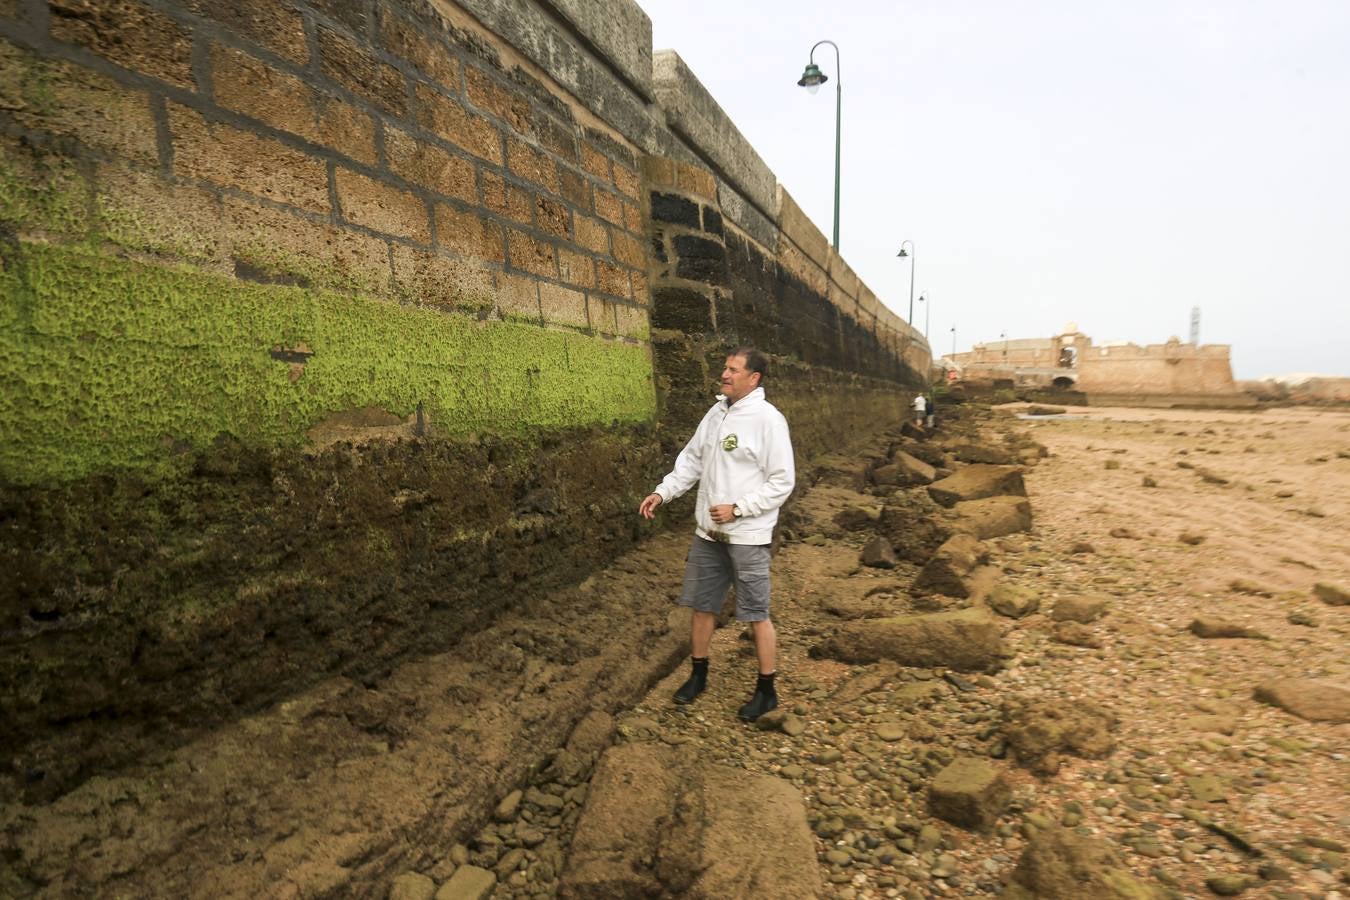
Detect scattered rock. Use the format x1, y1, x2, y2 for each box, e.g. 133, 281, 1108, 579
1052, 621, 1102, 648
950, 495, 1033, 540
1069, 541, 1095, 554
947, 442, 1016, 465
833, 505, 882, 531
1205, 873, 1252, 896
1313, 582, 1349, 606
1183, 715, 1238, 735
1104, 459, 1120, 470
1228, 579, 1273, 597
1001, 827, 1165, 899
1189, 618, 1268, 640
1286, 610, 1317, 627
566, 710, 616, 759
875, 722, 906, 742
1253, 679, 1350, 723
561, 744, 821, 898
1142, 476, 1158, 488
1025, 405, 1067, 416
1187, 774, 1231, 803
1109, 527, 1140, 540
914, 533, 987, 597
987, 584, 1040, 619
1050, 594, 1108, 624
860, 536, 898, 569
928, 465, 1028, 508
812, 607, 1006, 672
493, 790, 522, 823
1003, 701, 1117, 775
928, 757, 1011, 833
1178, 532, 1206, 545
389, 872, 436, 900
435, 866, 496, 900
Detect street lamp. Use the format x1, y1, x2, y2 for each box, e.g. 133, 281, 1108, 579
797, 40, 842, 251
917, 292, 931, 340
896, 240, 915, 326
950, 325, 957, 359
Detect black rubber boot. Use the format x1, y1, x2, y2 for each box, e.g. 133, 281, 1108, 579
673, 657, 709, 704
738, 672, 778, 721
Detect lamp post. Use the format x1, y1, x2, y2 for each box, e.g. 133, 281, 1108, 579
917, 292, 931, 340
950, 325, 956, 359
896, 240, 915, 326
797, 40, 842, 251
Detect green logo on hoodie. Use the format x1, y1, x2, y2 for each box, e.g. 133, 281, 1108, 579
721, 434, 738, 451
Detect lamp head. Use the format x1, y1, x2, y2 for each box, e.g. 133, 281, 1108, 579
797, 63, 827, 94
896, 247, 909, 258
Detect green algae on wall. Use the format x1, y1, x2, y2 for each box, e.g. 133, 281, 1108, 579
0, 241, 656, 485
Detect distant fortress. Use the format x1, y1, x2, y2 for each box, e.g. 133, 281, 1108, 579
945, 325, 1252, 408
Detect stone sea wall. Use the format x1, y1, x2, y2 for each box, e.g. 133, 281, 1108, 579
0, 0, 929, 800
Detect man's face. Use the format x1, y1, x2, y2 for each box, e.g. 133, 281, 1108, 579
720, 354, 760, 403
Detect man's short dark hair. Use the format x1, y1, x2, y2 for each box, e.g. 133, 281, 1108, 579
730, 346, 768, 381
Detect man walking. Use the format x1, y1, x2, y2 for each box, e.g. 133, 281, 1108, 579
638, 347, 795, 721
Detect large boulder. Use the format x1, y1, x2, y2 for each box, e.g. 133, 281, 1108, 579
892, 451, 937, 485
914, 533, 987, 597
812, 607, 1005, 672
1253, 679, 1350, 723
1002, 827, 1166, 899
893, 439, 946, 468
928, 465, 1027, 508
1050, 594, 1108, 624
879, 502, 951, 564
560, 744, 822, 899
928, 757, 1011, 832
946, 442, 1016, 465
1003, 700, 1118, 775
860, 536, 898, 569
950, 495, 1033, 540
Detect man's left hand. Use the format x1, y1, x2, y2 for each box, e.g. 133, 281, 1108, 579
709, 504, 736, 524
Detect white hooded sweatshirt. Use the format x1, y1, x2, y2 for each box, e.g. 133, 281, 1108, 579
653, 387, 795, 545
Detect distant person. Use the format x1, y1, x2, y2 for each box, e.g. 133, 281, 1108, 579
638, 347, 795, 721
925, 392, 937, 429
912, 392, 927, 427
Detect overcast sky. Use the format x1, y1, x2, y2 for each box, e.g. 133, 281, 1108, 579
638, 0, 1350, 378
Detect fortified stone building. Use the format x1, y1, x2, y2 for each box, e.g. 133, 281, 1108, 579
949, 326, 1249, 407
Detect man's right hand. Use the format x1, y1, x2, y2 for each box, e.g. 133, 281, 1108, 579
639, 493, 663, 520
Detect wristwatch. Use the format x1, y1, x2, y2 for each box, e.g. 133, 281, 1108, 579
732, 504, 742, 518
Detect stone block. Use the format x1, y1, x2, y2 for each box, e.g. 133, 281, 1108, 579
622, 200, 642, 232
538, 282, 588, 328
557, 247, 594, 288
928, 757, 1010, 832
507, 228, 556, 278
386, 127, 475, 202
534, 114, 578, 163
914, 533, 986, 597
587, 295, 619, 336
506, 136, 559, 194
94, 161, 223, 264
612, 161, 640, 199
927, 465, 1027, 508
182, 0, 307, 65
415, 83, 503, 165
614, 303, 649, 340
0, 136, 89, 240
336, 168, 430, 243
223, 195, 392, 296
1253, 678, 1350, 723
573, 215, 610, 255
1050, 594, 1107, 624
860, 536, 897, 569
50, 0, 192, 88
648, 286, 713, 332
465, 65, 531, 133
986, 584, 1039, 619
595, 260, 631, 299
580, 143, 610, 180
376, 6, 458, 87
630, 271, 649, 305
390, 245, 494, 311
481, 170, 533, 224
434, 205, 503, 262
812, 607, 1005, 672
610, 230, 645, 270
389, 872, 436, 900
433, 865, 495, 900
950, 495, 1033, 540
533, 196, 571, 239
558, 167, 591, 208
170, 104, 329, 213
649, 191, 700, 228
777, 186, 829, 270
317, 25, 406, 117
1003, 829, 1165, 900
561, 743, 821, 898
1188, 617, 1266, 639
1002, 701, 1118, 775
674, 163, 716, 200
593, 187, 623, 225
5, 45, 159, 164
495, 272, 540, 322
673, 234, 726, 284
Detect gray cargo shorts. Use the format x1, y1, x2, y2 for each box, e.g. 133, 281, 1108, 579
678, 535, 772, 622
